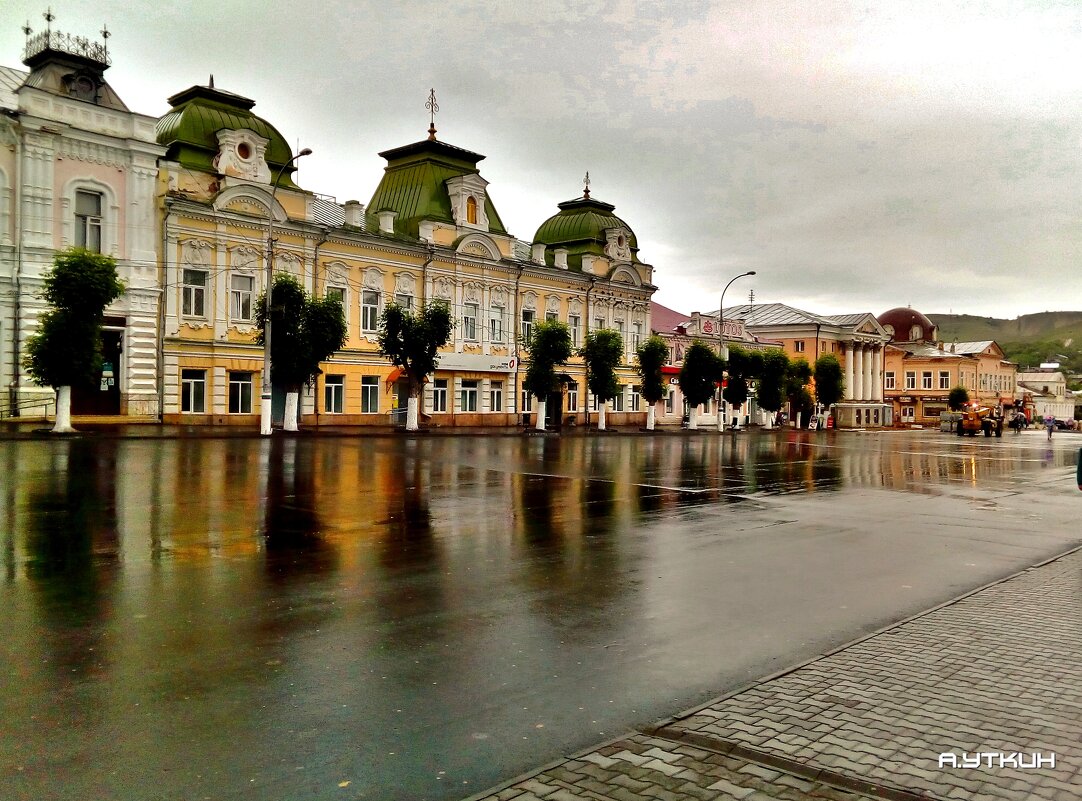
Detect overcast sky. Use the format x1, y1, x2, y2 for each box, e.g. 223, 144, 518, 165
4, 1, 1080, 319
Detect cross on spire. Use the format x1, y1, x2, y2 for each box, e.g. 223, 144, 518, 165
426, 88, 439, 140
583, 171, 591, 199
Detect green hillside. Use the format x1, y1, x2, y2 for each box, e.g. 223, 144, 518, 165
929, 313, 1082, 375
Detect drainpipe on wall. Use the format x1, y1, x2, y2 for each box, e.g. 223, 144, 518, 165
10, 112, 23, 415
584, 277, 596, 427
312, 226, 329, 428
158, 198, 171, 422
513, 264, 523, 425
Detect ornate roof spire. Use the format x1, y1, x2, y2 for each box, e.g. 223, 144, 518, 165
426, 88, 439, 140
583, 170, 591, 199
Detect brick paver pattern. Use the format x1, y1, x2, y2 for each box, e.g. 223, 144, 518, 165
468, 549, 1082, 801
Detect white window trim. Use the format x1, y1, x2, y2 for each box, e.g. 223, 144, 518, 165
61, 177, 119, 255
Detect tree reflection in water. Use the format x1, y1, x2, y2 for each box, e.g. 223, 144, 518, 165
262, 437, 334, 582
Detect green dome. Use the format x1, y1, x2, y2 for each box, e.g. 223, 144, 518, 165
156, 84, 299, 188
532, 196, 639, 270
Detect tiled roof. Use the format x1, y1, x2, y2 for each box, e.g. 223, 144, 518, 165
0, 65, 26, 110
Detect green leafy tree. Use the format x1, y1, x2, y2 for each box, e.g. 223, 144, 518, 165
24, 248, 125, 432
679, 341, 724, 429
948, 386, 970, 411
635, 335, 669, 430
523, 319, 573, 430
256, 274, 347, 431
813, 354, 845, 409
377, 301, 454, 431
757, 349, 790, 427
580, 328, 623, 430
785, 358, 814, 427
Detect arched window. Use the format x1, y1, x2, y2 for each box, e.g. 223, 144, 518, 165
910, 324, 922, 341
466, 195, 478, 225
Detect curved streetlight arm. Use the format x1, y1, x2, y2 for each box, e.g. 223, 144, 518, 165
261, 148, 313, 435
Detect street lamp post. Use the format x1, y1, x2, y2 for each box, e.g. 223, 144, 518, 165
717, 270, 756, 432
260, 148, 313, 436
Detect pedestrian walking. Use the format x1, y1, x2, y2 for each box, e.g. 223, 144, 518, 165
1046, 415, 1055, 440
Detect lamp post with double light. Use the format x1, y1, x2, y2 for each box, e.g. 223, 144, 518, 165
260, 148, 312, 436
717, 270, 756, 432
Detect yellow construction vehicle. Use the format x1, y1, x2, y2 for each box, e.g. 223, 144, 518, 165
956, 404, 1004, 437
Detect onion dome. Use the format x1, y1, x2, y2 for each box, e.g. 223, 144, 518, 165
877, 307, 938, 343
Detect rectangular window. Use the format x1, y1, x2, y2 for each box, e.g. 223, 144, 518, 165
75, 190, 102, 252
489, 306, 504, 342
432, 379, 448, 413
181, 369, 206, 414
921, 371, 933, 390
228, 372, 253, 414
182, 269, 207, 317
325, 375, 345, 414
362, 291, 380, 331
490, 381, 503, 412
521, 388, 532, 412
461, 379, 479, 412
884, 371, 896, 390
612, 387, 625, 412
361, 375, 379, 413
614, 320, 624, 337
521, 309, 534, 342
938, 371, 950, 390
393, 293, 413, 310
230, 274, 254, 321
546, 311, 558, 322
631, 384, 641, 412
631, 322, 642, 354
566, 383, 578, 412
794, 341, 805, 352
327, 285, 346, 308
905, 371, 916, 390
462, 303, 478, 341
594, 317, 605, 332
665, 390, 674, 414
591, 393, 599, 411
568, 315, 581, 347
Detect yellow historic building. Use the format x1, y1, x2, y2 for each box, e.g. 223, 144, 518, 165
155, 84, 655, 427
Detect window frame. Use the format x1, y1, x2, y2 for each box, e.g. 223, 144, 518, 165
181, 369, 206, 414
520, 309, 535, 343
938, 370, 951, 390
460, 379, 479, 412
432, 378, 448, 413
463, 303, 479, 341
490, 381, 503, 412
182, 269, 208, 318
568, 315, 581, 347
884, 371, 896, 390
566, 383, 578, 412
230, 274, 255, 322
921, 371, 933, 390
228, 371, 253, 414
325, 374, 345, 414
361, 290, 380, 332
74, 189, 103, 253
361, 375, 379, 414
905, 371, 916, 390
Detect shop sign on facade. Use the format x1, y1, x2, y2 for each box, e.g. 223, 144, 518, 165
437, 353, 517, 372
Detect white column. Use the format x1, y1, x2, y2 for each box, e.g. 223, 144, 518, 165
873, 347, 884, 402
853, 345, 864, 401
844, 343, 855, 400
864, 345, 874, 402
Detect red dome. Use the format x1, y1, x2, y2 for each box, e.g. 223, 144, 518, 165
877, 307, 937, 343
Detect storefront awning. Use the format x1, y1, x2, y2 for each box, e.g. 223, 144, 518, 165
385, 367, 403, 387
661, 365, 680, 375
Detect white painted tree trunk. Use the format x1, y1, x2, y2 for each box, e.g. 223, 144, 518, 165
406, 394, 419, 431
598, 402, 607, 431
796, 411, 803, 429
260, 391, 273, 435
764, 410, 773, 429
283, 391, 300, 431
717, 399, 726, 432
646, 404, 655, 431
688, 405, 698, 430
52, 386, 74, 433
535, 397, 547, 431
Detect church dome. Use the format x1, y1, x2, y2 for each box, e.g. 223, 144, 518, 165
532, 195, 639, 270
877, 307, 937, 343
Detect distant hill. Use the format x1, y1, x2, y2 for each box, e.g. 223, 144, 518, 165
929, 313, 1082, 375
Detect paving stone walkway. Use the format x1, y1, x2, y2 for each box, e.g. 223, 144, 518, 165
465, 547, 1082, 801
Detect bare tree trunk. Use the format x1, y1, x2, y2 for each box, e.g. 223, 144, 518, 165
646, 404, 655, 431
52, 386, 75, 433
283, 390, 300, 431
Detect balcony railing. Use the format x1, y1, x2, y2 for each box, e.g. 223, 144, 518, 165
24, 30, 110, 66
